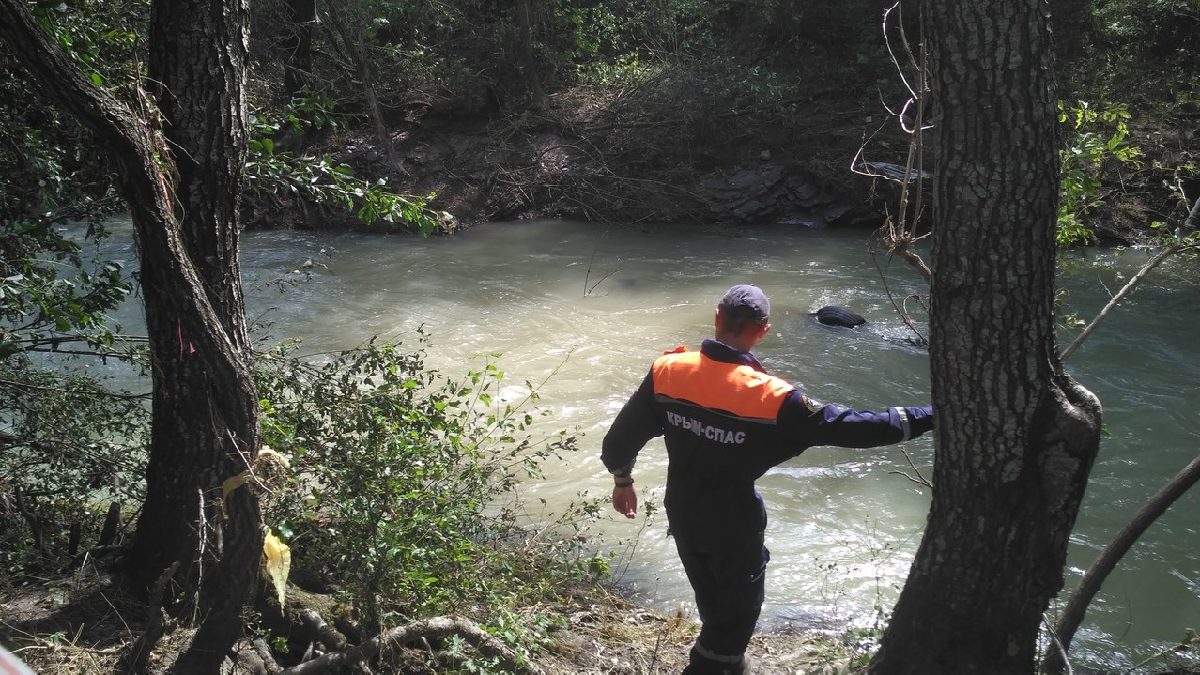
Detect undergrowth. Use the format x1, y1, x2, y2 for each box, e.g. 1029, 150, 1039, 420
253, 334, 607, 667
2, 331, 611, 671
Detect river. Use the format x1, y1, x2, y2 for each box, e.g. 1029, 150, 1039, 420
93, 218, 1199, 671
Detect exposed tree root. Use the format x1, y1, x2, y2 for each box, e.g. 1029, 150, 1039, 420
297, 608, 347, 652
279, 615, 536, 674
117, 561, 178, 674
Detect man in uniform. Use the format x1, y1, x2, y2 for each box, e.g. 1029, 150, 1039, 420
601, 284, 933, 674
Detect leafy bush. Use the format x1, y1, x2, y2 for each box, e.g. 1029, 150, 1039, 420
1072, 0, 1200, 104
255, 337, 602, 658
2, 199, 144, 586
0, 221, 132, 358
245, 101, 442, 232
0, 361, 149, 582
1057, 100, 1142, 246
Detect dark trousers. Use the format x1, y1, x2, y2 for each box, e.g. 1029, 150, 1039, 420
673, 529, 769, 672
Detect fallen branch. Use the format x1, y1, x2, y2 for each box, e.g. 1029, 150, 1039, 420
1042, 450, 1200, 673
279, 615, 537, 674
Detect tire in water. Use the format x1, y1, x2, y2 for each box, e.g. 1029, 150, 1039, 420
815, 305, 867, 328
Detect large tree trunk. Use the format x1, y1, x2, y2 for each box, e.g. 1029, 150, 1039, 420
134, 1, 263, 670
0, 1, 263, 671
870, 2, 1103, 673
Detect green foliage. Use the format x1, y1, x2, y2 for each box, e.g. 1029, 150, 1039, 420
27, 0, 147, 90
256, 337, 600, 657
0, 83, 138, 361
245, 100, 441, 233
0, 69, 125, 229
0, 361, 148, 581
0, 221, 133, 359
555, 0, 879, 88
1, 2, 148, 581
1, 2, 141, 359
263, 89, 344, 137
1056, 101, 1143, 246
1070, 0, 1200, 105
0, 216, 144, 587
553, 2, 631, 67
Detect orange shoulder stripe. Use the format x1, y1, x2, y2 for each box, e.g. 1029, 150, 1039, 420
652, 351, 793, 420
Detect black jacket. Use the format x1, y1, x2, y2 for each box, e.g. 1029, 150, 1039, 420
602, 339, 933, 538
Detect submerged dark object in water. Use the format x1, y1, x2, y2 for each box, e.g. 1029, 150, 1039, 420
814, 305, 867, 328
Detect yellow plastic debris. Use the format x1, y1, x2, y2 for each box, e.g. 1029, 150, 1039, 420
263, 529, 291, 608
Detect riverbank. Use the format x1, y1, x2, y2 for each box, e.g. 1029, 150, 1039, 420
245, 68, 1199, 247
3, 560, 857, 673
9, 220, 1199, 672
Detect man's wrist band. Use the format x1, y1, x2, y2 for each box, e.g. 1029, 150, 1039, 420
614, 479, 634, 488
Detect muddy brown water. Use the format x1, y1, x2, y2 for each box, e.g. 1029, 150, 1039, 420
91, 218, 1199, 671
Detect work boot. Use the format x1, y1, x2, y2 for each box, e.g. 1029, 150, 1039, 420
683, 646, 753, 674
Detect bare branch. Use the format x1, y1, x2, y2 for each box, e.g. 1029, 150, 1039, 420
1043, 450, 1200, 672
883, 2, 918, 100
1060, 234, 1200, 361
889, 447, 932, 488
0, 377, 150, 401
1041, 615, 1075, 675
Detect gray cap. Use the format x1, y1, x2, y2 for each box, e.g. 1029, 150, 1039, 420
718, 284, 769, 323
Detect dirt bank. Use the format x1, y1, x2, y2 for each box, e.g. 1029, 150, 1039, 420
251, 79, 1197, 246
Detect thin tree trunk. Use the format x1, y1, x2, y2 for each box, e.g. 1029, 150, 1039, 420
282, 0, 316, 100
324, 1, 403, 174
516, 0, 545, 108
871, 1, 1103, 672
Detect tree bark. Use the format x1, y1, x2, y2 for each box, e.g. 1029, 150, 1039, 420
0, 1, 263, 671
870, 2, 1103, 673
137, 1, 263, 670
516, 0, 545, 109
